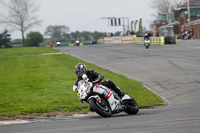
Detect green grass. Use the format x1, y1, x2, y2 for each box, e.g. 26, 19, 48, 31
0, 47, 164, 116
9, 40, 95, 48
0, 47, 60, 56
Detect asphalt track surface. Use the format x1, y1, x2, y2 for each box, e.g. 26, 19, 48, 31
1, 40, 200, 133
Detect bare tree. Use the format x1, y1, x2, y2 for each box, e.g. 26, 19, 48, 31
150, 0, 188, 18
150, 0, 172, 13
45, 25, 70, 41
0, 0, 41, 46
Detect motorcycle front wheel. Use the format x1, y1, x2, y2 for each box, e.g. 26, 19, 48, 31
88, 96, 112, 117
145, 44, 149, 49
124, 99, 139, 115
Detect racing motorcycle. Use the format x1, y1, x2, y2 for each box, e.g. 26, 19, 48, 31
144, 38, 150, 49
75, 39, 80, 47
73, 74, 139, 117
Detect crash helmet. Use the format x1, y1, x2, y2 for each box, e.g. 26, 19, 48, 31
74, 63, 87, 77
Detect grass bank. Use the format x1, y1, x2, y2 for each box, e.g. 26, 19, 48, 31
0, 47, 164, 116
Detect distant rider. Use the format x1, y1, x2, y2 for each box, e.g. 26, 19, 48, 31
144, 33, 150, 40
73, 63, 130, 101
144, 33, 150, 45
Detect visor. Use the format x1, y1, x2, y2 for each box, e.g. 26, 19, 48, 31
76, 70, 84, 76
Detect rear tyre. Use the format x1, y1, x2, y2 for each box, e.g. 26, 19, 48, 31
124, 99, 139, 115
88, 96, 112, 117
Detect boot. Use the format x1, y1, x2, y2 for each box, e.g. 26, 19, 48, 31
121, 94, 132, 101
114, 87, 125, 98
115, 87, 132, 101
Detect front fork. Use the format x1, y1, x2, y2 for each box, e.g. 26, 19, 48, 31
87, 95, 101, 103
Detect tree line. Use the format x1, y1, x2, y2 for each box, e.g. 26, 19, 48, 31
44, 25, 108, 42
0, 27, 118, 48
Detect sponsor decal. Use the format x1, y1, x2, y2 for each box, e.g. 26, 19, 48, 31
84, 83, 90, 88
105, 90, 113, 99
95, 83, 100, 88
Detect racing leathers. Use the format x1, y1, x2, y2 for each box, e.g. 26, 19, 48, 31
74, 69, 125, 97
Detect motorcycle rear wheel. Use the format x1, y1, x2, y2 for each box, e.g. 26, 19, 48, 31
88, 96, 112, 117
124, 99, 139, 115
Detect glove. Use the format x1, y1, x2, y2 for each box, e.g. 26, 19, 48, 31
82, 74, 89, 82
92, 80, 99, 84
73, 85, 78, 92
92, 74, 104, 84
82, 74, 87, 80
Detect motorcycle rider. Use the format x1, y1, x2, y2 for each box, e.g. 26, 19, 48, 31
75, 38, 80, 47
73, 63, 131, 101
144, 33, 150, 45
144, 33, 149, 40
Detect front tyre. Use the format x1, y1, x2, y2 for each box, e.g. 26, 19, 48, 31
88, 96, 112, 117
146, 44, 149, 49
124, 99, 139, 115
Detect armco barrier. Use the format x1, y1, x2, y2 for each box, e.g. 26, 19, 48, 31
134, 37, 144, 45
112, 36, 122, 44
104, 36, 176, 45
122, 36, 134, 44
134, 37, 165, 45
104, 37, 113, 44
104, 36, 133, 44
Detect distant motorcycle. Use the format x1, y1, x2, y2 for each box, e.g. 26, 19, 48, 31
73, 74, 139, 117
144, 38, 150, 49
75, 39, 80, 47
182, 33, 192, 40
